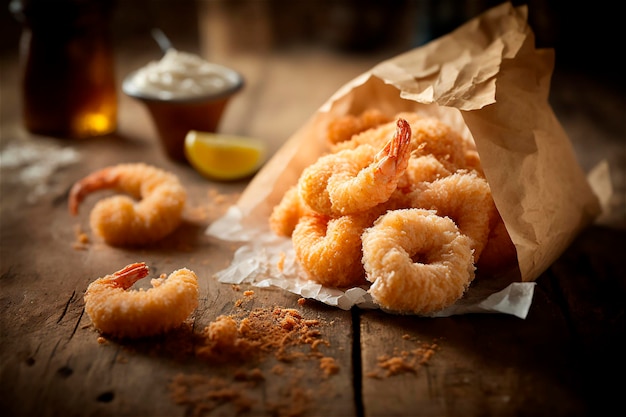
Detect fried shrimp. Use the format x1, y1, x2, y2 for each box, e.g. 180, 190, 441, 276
269, 185, 313, 237
298, 118, 412, 216
398, 154, 452, 191
68, 163, 186, 246
409, 117, 469, 172
331, 114, 467, 165
332, 115, 470, 176
292, 211, 378, 288
268, 110, 508, 312
328, 112, 421, 152
326, 109, 391, 146
361, 209, 475, 314
410, 170, 496, 260
84, 262, 199, 339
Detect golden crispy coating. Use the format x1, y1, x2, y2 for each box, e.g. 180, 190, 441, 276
298, 119, 411, 216
410, 170, 496, 260
362, 209, 475, 314
269, 185, 312, 237
84, 262, 199, 339
292, 209, 382, 288
326, 109, 392, 146
69, 163, 186, 246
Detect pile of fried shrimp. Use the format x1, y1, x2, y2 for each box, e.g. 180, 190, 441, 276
269, 110, 517, 315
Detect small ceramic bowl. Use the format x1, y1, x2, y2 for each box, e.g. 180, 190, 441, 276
122, 61, 244, 163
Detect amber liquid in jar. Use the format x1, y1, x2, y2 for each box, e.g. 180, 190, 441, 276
14, 0, 117, 138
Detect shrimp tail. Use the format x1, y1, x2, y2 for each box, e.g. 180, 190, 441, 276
68, 167, 119, 215
374, 118, 411, 179
108, 262, 150, 289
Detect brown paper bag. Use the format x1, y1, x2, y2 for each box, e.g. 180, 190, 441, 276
208, 3, 601, 315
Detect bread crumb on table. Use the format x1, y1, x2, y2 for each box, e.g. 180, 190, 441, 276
366, 339, 440, 378
169, 304, 339, 417
320, 356, 340, 377
72, 224, 90, 250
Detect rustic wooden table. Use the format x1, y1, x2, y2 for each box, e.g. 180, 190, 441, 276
1, 2, 624, 417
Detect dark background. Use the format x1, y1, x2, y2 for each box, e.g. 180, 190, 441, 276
1, 0, 623, 87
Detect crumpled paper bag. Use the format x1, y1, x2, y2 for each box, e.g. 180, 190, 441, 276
207, 3, 601, 319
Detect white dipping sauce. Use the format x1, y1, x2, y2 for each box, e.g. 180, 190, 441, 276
123, 49, 242, 101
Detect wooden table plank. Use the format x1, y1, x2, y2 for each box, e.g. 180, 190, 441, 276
544, 225, 626, 415
359, 284, 587, 417
2, 2, 625, 416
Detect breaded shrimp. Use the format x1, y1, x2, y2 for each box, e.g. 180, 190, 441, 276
398, 154, 452, 191
333, 115, 468, 173
68, 163, 186, 246
329, 112, 424, 153
361, 208, 475, 314
84, 262, 199, 339
292, 208, 383, 288
410, 170, 496, 260
269, 185, 313, 237
409, 117, 468, 172
298, 118, 412, 216
326, 109, 392, 146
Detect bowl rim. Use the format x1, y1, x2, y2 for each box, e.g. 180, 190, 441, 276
122, 64, 245, 104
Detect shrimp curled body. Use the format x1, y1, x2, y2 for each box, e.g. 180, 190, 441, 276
361, 209, 475, 314
410, 170, 496, 260
84, 262, 199, 338
298, 119, 412, 216
292, 210, 382, 288
269, 185, 313, 237
68, 163, 186, 246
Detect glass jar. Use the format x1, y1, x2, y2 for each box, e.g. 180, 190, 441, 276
11, 0, 117, 139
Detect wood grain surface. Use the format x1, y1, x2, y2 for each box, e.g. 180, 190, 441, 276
1, 1, 624, 416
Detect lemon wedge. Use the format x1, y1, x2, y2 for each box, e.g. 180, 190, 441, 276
184, 131, 267, 180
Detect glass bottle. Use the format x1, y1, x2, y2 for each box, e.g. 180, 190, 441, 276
11, 0, 117, 139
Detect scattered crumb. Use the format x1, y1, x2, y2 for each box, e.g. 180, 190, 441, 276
234, 288, 256, 307
231, 284, 241, 292
97, 337, 107, 344
320, 357, 339, 377
169, 305, 337, 417
195, 307, 328, 363
271, 364, 285, 375
366, 339, 439, 378
265, 385, 312, 417
183, 189, 240, 224
213, 193, 227, 205
72, 224, 90, 250
184, 204, 209, 222
169, 374, 255, 415
206, 316, 239, 350
297, 298, 306, 306
233, 368, 264, 383
376, 355, 415, 376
